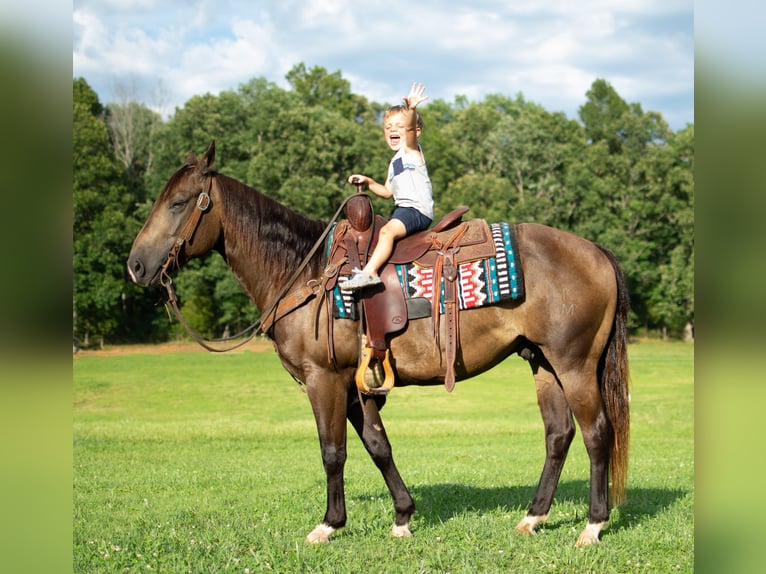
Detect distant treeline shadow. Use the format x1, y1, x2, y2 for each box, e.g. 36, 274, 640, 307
353, 480, 688, 535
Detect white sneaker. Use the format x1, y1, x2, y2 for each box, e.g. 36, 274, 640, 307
339, 269, 383, 291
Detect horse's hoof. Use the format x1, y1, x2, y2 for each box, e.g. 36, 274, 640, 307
306, 523, 336, 544
514, 514, 548, 535
391, 524, 412, 538
575, 521, 604, 547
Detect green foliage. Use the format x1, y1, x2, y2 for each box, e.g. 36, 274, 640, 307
483, 102, 584, 225
171, 256, 258, 339
73, 79, 146, 344
246, 105, 364, 217
440, 172, 515, 223
74, 68, 694, 342
73, 78, 172, 345
286, 62, 368, 121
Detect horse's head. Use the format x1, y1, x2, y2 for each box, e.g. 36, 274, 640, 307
127, 141, 221, 287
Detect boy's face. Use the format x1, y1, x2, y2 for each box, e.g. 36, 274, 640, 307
383, 112, 419, 151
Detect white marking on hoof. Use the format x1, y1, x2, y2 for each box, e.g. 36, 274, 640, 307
514, 514, 548, 535
575, 521, 604, 547
391, 524, 412, 538
306, 523, 336, 544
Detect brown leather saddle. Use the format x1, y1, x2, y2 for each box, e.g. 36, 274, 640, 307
326, 194, 496, 394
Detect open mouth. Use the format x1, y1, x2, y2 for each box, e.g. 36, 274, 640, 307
388, 134, 401, 146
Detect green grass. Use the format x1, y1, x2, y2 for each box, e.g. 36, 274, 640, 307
73, 339, 693, 573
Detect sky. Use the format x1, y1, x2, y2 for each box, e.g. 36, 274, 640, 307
72, 0, 694, 130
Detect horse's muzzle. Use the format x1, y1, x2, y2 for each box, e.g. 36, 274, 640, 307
126, 254, 160, 287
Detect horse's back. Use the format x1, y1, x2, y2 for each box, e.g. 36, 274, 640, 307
514, 222, 618, 359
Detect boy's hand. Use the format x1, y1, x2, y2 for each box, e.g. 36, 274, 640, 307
404, 82, 428, 109
348, 174, 369, 188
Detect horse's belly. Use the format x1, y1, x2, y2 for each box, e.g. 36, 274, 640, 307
389, 308, 521, 384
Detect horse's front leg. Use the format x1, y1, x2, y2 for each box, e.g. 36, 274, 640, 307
347, 392, 416, 538
305, 376, 351, 544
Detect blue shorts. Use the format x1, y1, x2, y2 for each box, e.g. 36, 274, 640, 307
391, 206, 432, 235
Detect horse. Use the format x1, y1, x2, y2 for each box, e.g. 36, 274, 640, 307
127, 141, 630, 547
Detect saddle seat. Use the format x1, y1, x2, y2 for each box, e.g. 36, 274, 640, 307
326, 195, 497, 395
332, 202, 494, 277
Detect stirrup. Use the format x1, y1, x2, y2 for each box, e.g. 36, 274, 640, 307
355, 345, 394, 395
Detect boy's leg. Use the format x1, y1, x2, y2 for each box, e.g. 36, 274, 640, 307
339, 219, 407, 291
363, 219, 407, 276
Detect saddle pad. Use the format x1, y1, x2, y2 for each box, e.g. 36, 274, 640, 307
332, 222, 524, 318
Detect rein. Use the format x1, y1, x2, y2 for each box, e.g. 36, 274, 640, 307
159, 173, 362, 352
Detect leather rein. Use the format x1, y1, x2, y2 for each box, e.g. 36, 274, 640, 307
159, 173, 359, 352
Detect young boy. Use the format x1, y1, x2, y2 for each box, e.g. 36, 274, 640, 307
339, 82, 433, 290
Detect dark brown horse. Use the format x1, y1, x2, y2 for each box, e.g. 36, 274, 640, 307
127, 142, 630, 547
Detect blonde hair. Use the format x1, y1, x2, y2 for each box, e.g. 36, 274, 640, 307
384, 105, 424, 130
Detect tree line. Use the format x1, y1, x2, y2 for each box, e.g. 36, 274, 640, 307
73, 63, 693, 347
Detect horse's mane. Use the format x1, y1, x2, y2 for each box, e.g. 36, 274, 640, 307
212, 172, 328, 281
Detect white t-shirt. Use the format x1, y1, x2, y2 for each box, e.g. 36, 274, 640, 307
387, 145, 434, 219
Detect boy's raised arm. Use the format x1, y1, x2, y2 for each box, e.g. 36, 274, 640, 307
403, 82, 428, 150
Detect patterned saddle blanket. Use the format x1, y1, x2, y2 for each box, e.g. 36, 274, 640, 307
331, 222, 524, 320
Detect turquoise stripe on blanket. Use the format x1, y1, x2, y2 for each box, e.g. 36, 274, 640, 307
332, 222, 524, 318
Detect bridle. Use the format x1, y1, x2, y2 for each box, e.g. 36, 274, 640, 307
158, 172, 363, 352
158, 173, 260, 352
159, 177, 212, 288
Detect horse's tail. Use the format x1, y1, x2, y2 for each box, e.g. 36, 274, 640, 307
597, 245, 631, 506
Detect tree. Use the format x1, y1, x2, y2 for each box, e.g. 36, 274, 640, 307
106, 81, 163, 200
247, 103, 385, 219
646, 125, 694, 336
579, 79, 630, 153
77, 69, 693, 341
441, 97, 506, 175
574, 78, 691, 333
73, 78, 167, 345
417, 98, 462, 214
484, 102, 583, 225
73, 79, 129, 345
166, 256, 258, 339
286, 63, 375, 123
439, 172, 515, 223
146, 91, 251, 193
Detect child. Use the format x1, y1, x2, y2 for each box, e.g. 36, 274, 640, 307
339, 82, 434, 290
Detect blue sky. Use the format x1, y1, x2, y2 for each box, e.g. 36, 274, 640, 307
73, 0, 694, 130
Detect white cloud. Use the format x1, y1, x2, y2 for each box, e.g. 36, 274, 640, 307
175, 18, 294, 98
72, 9, 105, 72
72, 0, 693, 129
299, 0, 356, 29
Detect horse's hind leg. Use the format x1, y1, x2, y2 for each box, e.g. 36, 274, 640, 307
566, 370, 612, 547
552, 361, 612, 547
347, 392, 416, 538
515, 360, 575, 536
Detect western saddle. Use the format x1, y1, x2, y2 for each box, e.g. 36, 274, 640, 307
325, 193, 496, 395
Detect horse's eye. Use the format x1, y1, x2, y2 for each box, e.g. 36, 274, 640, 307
169, 199, 188, 212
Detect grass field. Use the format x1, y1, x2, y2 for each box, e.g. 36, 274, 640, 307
73, 339, 693, 573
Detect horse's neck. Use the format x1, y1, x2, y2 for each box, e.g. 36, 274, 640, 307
216, 176, 326, 310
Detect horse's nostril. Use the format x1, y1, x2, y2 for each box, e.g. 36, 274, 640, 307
128, 257, 145, 281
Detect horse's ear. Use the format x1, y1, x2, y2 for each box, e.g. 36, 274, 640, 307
197, 140, 216, 174
185, 150, 197, 165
